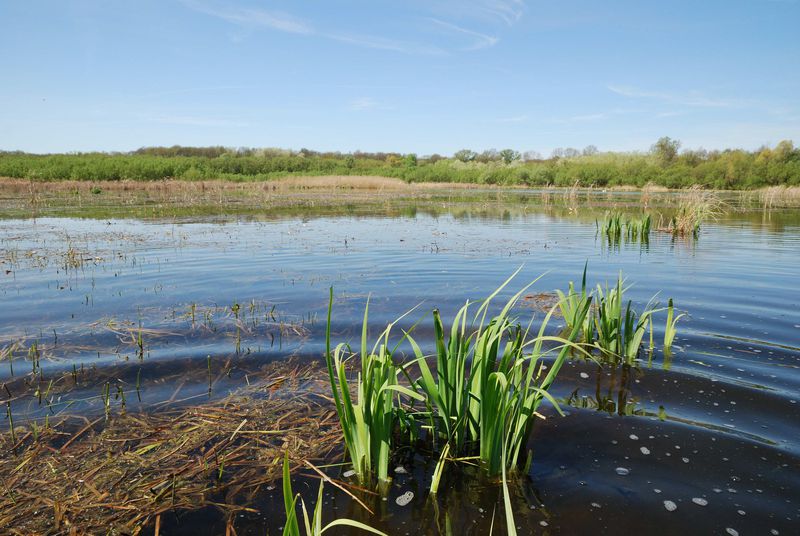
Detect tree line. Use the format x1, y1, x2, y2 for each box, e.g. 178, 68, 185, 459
1, 137, 798, 189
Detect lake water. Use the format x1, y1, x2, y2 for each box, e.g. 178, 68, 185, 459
1, 190, 799, 534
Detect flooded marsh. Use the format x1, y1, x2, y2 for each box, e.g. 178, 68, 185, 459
1, 184, 799, 535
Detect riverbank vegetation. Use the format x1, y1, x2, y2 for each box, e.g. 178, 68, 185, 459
2, 137, 799, 189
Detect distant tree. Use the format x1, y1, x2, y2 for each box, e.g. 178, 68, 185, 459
427, 153, 445, 163
651, 136, 681, 164
772, 140, 795, 162
582, 145, 599, 156
404, 153, 418, 167
476, 149, 500, 163
499, 149, 521, 164
453, 149, 478, 162
563, 147, 580, 158
522, 150, 542, 162
344, 155, 356, 169
551, 148, 565, 159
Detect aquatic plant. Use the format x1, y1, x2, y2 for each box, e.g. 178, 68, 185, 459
668, 185, 723, 238
555, 263, 593, 343
592, 275, 658, 365
408, 270, 590, 477
282, 453, 386, 536
324, 289, 424, 486
663, 298, 685, 351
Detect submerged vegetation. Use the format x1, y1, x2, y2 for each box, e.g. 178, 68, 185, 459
2, 137, 799, 189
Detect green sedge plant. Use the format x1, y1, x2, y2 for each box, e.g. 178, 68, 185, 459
282, 453, 387, 536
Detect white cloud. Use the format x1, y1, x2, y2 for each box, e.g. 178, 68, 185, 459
428, 18, 499, 50
348, 97, 379, 111
143, 113, 247, 127
608, 85, 741, 108
179, 0, 312, 34
495, 114, 528, 123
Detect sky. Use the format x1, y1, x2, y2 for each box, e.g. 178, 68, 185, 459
1, 0, 799, 155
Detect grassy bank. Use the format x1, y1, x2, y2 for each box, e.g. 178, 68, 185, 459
2, 141, 799, 189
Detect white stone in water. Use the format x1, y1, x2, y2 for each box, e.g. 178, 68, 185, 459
629, 434, 639, 440
580, 372, 589, 379
770, 529, 780, 535
640, 446, 651, 455
394, 466, 408, 474
539, 521, 549, 527
654, 489, 662, 494
737, 510, 746, 516
343, 470, 356, 478
682, 457, 690, 463
663, 500, 677, 512
725, 529, 739, 536
615, 467, 630, 476
591, 502, 601, 509
691, 497, 708, 506
395, 491, 414, 506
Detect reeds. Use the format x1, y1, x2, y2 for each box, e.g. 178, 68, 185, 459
324, 289, 423, 486
596, 212, 652, 245
281, 453, 386, 536
557, 269, 683, 365
663, 298, 685, 351
667, 186, 723, 238
326, 271, 590, 482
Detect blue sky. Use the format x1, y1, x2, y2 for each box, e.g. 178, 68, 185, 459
1, 0, 798, 155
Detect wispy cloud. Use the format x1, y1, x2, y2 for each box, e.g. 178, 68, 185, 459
179, 0, 312, 34
552, 109, 635, 124
428, 18, 498, 50
327, 33, 445, 56
143, 113, 247, 127
608, 85, 741, 108
181, 0, 512, 55
348, 97, 379, 111
495, 114, 528, 123
476, 0, 526, 26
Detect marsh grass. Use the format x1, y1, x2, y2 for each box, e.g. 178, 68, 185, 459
0, 361, 341, 534
666, 186, 724, 238
597, 212, 652, 245
557, 270, 680, 366
406, 271, 590, 477
281, 453, 386, 536
324, 289, 424, 487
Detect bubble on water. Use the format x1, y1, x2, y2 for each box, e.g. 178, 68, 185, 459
692, 497, 708, 506
629, 434, 639, 440
663, 500, 677, 512
726, 529, 739, 536
343, 470, 356, 478
737, 510, 746, 516
394, 466, 408, 474
713, 488, 722, 493
539, 521, 549, 527
615, 467, 630, 476
682, 457, 690, 463
770, 530, 779, 535
653, 488, 662, 494
395, 491, 414, 506
580, 372, 589, 379
640, 446, 651, 455
591, 502, 601, 509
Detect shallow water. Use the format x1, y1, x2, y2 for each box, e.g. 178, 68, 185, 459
1, 192, 799, 534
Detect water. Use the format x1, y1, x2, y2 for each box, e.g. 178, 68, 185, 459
1, 192, 799, 534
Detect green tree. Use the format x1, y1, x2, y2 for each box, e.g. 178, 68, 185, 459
651, 136, 681, 164
453, 149, 477, 162
499, 149, 521, 164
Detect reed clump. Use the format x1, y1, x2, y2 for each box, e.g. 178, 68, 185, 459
325, 271, 590, 485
